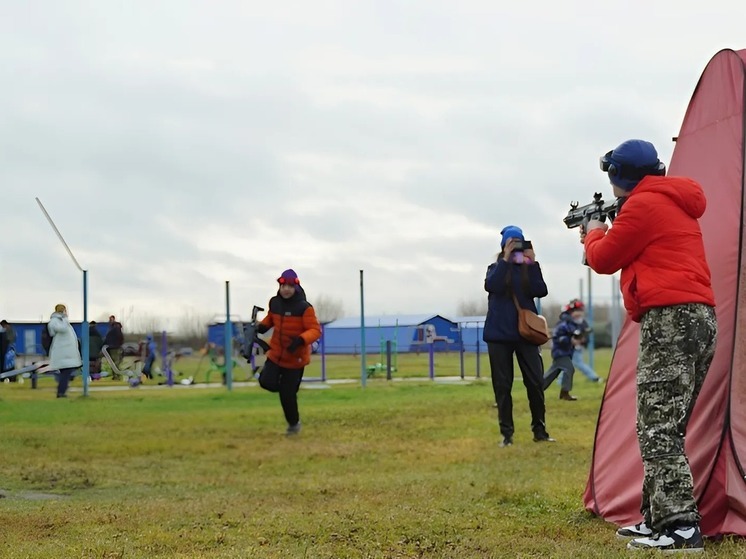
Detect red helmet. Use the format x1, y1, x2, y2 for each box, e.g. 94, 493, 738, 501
564, 299, 585, 312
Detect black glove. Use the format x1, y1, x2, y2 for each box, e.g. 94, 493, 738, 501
287, 336, 304, 352
255, 323, 269, 335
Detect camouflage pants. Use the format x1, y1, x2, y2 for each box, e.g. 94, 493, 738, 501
637, 303, 717, 531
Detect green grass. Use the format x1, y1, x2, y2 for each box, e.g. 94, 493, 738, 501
1, 350, 745, 558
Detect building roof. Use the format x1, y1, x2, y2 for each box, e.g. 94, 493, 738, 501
324, 314, 455, 329
451, 315, 486, 324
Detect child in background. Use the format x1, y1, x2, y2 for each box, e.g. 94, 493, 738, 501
542, 306, 584, 401
141, 335, 157, 380
565, 299, 603, 383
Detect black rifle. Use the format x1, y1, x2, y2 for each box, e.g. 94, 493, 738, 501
563, 192, 619, 230
240, 305, 269, 361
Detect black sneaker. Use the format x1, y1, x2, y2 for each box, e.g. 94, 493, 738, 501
533, 434, 556, 442
627, 525, 704, 553
616, 521, 653, 538
498, 437, 512, 448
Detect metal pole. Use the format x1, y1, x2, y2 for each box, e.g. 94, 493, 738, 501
320, 324, 326, 382
476, 323, 481, 379
36, 197, 89, 396
81, 270, 89, 394
225, 281, 232, 391
459, 324, 465, 380
360, 270, 366, 387
386, 340, 392, 380
162, 330, 172, 386
429, 342, 434, 379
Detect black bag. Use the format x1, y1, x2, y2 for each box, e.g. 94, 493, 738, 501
258, 359, 281, 393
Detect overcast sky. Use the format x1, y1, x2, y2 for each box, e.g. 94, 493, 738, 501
1, 1, 744, 327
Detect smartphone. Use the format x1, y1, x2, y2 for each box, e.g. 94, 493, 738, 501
515, 239, 533, 251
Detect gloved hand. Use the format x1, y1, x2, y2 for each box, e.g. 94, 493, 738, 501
255, 323, 269, 335
287, 336, 305, 352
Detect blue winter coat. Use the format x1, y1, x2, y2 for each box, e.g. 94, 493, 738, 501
551, 312, 580, 359
482, 259, 548, 343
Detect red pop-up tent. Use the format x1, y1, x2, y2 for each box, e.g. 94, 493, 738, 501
583, 48, 746, 537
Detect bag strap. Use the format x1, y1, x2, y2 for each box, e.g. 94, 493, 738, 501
511, 292, 524, 312
508, 266, 524, 312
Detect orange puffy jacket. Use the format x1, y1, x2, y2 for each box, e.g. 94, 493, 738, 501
258, 287, 321, 369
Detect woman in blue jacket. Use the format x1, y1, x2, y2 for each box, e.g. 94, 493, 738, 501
483, 226, 552, 447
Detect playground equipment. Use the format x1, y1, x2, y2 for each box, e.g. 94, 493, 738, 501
0, 362, 47, 382
101, 345, 142, 387
366, 321, 399, 378
197, 344, 240, 384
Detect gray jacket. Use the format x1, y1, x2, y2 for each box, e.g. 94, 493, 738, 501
48, 312, 82, 370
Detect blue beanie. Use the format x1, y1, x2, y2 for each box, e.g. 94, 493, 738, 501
603, 139, 663, 191
500, 225, 524, 248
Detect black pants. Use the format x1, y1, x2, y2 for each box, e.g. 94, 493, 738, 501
259, 359, 305, 426
487, 341, 548, 440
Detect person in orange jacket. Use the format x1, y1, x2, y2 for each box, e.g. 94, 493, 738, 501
255, 269, 321, 436
582, 139, 717, 553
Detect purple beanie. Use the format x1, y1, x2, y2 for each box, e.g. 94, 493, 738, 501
277, 269, 300, 286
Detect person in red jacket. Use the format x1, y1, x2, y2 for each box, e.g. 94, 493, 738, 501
255, 269, 321, 436
582, 139, 717, 553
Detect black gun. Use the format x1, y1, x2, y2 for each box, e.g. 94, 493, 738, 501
240, 305, 269, 361
563, 192, 620, 230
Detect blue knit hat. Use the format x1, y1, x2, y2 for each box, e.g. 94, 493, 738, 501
500, 225, 524, 248
601, 139, 665, 191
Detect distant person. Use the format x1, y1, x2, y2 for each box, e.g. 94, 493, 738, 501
141, 335, 157, 380
564, 299, 602, 383
583, 139, 717, 552
483, 226, 553, 448
0, 320, 15, 347
88, 321, 105, 380
104, 315, 124, 367
1, 319, 16, 378
255, 269, 321, 436
47, 304, 83, 398
542, 306, 583, 401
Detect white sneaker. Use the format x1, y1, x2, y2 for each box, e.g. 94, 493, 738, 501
627, 525, 704, 553
286, 422, 302, 436
616, 521, 653, 538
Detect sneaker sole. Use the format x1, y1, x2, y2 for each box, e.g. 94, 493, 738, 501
617, 532, 652, 540
626, 543, 703, 553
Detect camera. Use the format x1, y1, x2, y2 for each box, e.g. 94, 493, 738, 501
514, 240, 533, 251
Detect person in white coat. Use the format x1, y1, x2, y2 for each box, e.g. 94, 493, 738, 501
48, 304, 82, 398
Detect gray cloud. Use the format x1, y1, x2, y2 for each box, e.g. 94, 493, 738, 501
1, 1, 743, 325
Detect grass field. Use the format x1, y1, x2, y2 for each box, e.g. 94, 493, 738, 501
2, 349, 746, 558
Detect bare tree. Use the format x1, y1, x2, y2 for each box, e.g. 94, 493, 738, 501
457, 298, 488, 317
175, 307, 212, 347
313, 293, 344, 324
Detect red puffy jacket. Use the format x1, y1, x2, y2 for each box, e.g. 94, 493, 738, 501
584, 175, 715, 322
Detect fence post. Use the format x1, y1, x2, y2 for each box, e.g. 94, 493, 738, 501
386, 341, 392, 380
